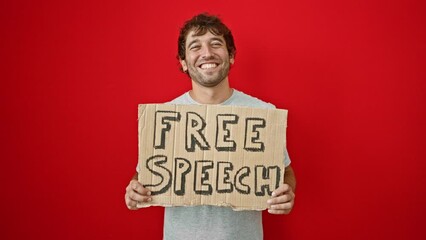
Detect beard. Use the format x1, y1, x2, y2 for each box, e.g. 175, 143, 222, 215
186, 56, 231, 87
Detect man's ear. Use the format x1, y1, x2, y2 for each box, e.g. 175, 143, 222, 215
180, 59, 188, 72
230, 55, 235, 65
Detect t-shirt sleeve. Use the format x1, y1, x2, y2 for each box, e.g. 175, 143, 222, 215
284, 148, 291, 167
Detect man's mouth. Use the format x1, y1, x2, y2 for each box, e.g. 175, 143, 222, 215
199, 63, 218, 70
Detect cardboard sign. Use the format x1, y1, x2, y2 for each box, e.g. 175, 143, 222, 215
137, 104, 287, 210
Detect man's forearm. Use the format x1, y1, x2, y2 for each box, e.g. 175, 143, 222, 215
284, 166, 296, 191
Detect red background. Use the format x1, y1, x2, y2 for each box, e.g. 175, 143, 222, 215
1, 0, 426, 239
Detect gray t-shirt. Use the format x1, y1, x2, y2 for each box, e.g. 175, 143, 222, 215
161, 89, 291, 240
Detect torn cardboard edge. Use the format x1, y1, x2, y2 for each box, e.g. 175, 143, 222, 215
137, 104, 287, 211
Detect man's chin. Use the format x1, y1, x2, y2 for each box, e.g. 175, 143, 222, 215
192, 78, 224, 88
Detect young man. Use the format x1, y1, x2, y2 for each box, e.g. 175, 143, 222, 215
125, 13, 296, 240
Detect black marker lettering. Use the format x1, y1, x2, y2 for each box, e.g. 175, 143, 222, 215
174, 157, 191, 196
194, 160, 214, 195
234, 166, 251, 194
254, 165, 280, 196
144, 155, 172, 195
154, 111, 181, 149
186, 112, 210, 152
216, 162, 234, 193
215, 114, 239, 152
244, 118, 266, 152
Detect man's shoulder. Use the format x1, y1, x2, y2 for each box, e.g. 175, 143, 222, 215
167, 92, 192, 105
227, 89, 276, 109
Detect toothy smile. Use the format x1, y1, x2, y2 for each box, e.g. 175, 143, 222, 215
200, 63, 218, 69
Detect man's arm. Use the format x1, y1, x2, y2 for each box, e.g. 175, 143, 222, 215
266, 165, 296, 214
124, 172, 152, 210
284, 165, 296, 191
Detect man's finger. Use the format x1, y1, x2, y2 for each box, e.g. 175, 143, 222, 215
269, 202, 293, 211
130, 180, 151, 195
268, 209, 291, 215
272, 184, 291, 196
128, 191, 152, 202
267, 194, 292, 205
125, 194, 139, 210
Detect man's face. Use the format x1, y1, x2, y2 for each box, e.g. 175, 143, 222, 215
180, 30, 234, 87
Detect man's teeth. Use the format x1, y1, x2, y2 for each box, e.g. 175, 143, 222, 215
200, 63, 217, 69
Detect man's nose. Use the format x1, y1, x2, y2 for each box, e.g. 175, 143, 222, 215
201, 45, 213, 58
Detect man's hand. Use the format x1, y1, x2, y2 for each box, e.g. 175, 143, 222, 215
125, 179, 152, 210
266, 184, 295, 214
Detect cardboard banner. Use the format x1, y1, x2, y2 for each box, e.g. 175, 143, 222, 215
137, 104, 287, 210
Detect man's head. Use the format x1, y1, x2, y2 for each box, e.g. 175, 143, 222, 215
177, 13, 236, 87
177, 13, 236, 62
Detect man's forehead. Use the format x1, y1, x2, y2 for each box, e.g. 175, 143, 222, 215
185, 29, 225, 44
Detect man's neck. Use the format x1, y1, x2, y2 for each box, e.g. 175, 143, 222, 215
189, 78, 233, 104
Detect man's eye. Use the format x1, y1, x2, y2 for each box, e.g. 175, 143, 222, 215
190, 45, 200, 50
211, 42, 223, 47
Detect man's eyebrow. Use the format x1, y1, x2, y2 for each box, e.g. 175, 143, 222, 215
187, 39, 200, 48
210, 37, 225, 43
187, 36, 225, 48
